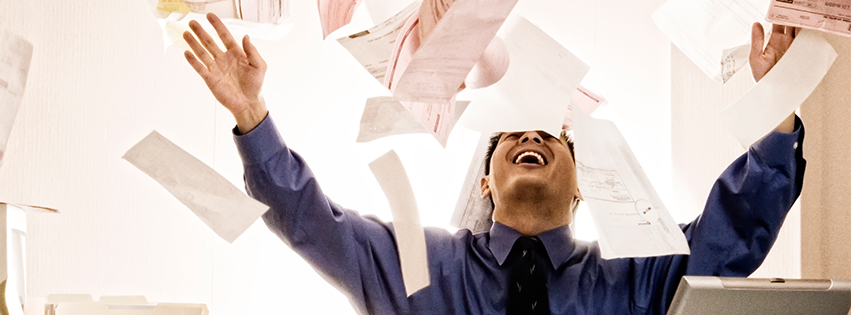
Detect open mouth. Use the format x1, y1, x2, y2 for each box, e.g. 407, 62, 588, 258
514, 151, 547, 166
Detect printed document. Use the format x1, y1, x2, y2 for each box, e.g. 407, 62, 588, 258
389, 0, 519, 104
337, 1, 420, 84
766, 0, 851, 38
0, 31, 33, 169
572, 109, 690, 259
123, 131, 269, 243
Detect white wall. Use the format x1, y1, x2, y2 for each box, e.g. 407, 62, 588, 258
0, 0, 798, 314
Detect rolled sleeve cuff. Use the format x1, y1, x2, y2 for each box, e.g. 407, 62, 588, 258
233, 114, 286, 166
750, 115, 805, 167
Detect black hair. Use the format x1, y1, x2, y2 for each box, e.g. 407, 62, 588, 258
483, 131, 575, 175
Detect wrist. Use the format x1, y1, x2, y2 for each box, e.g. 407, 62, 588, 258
234, 98, 268, 134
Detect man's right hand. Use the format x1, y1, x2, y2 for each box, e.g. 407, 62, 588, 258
183, 13, 268, 134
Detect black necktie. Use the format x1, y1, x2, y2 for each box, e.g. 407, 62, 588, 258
507, 236, 550, 315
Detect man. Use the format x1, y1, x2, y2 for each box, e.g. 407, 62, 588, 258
182, 13, 803, 314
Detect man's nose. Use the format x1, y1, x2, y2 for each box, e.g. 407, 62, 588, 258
520, 131, 542, 144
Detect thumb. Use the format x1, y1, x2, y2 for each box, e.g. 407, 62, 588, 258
749, 22, 765, 63
243, 35, 266, 70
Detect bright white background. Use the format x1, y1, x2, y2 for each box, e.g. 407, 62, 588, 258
0, 0, 797, 314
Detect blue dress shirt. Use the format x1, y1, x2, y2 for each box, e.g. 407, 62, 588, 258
234, 115, 805, 315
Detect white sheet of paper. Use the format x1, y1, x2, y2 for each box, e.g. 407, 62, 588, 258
652, 0, 768, 82
390, 0, 519, 104
337, 1, 420, 84
122, 131, 269, 243
449, 133, 493, 234
461, 14, 590, 137
356, 96, 469, 142
368, 150, 430, 296
720, 29, 837, 147
573, 109, 690, 259
0, 30, 33, 169
364, 0, 419, 25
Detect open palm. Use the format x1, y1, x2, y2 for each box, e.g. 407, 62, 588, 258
183, 13, 268, 132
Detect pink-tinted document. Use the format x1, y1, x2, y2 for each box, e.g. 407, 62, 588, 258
383, 9, 455, 147
318, 0, 362, 39
767, 0, 851, 38
564, 86, 607, 131
388, 0, 519, 104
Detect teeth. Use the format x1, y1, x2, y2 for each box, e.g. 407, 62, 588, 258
514, 151, 545, 165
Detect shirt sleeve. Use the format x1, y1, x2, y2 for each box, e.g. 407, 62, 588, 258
684, 116, 805, 276
630, 116, 806, 314
233, 115, 411, 314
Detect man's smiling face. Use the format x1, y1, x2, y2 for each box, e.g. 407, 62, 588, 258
481, 130, 580, 227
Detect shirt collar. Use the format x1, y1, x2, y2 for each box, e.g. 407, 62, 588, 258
489, 222, 575, 269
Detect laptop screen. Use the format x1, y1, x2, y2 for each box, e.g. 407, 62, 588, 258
667, 276, 851, 315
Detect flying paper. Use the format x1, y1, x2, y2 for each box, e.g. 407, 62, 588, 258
460, 14, 590, 138
387, 0, 519, 104
0, 30, 33, 169
368, 150, 430, 296
123, 131, 269, 243
572, 109, 690, 259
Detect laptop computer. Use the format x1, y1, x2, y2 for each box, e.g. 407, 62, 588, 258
667, 276, 851, 315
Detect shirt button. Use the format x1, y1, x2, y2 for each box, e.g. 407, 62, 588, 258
793, 142, 799, 149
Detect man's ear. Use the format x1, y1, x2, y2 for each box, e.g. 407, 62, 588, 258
480, 176, 492, 198
575, 188, 583, 201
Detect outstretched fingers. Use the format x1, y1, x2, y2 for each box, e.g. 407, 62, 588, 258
183, 49, 209, 77
207, 13, 242, 53
188, 19, 224, 59
183, 31, 215, 69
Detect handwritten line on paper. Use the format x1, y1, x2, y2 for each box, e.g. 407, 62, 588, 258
122, 131, 269, 243
720, 29, 837, 147
368, 150, 430, 296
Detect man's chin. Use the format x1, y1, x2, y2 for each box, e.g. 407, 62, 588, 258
504, 178, 552, 196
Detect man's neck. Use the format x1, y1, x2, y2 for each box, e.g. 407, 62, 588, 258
493, 201, 570, 236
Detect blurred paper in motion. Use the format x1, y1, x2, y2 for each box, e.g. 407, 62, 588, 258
123, 131, 269, 243
0, 30, 33, 169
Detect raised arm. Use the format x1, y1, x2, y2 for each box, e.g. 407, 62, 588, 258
183, 13, 268, 134
183, 15, 420, 313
